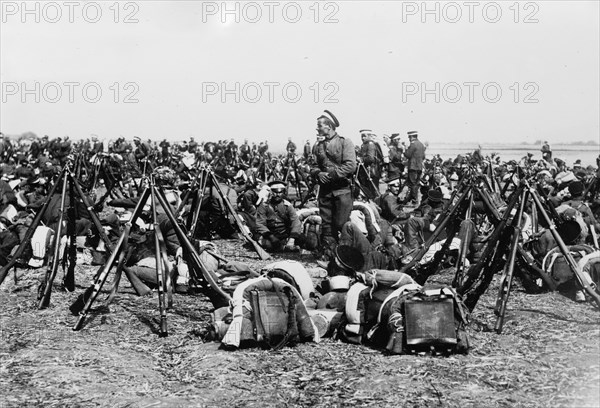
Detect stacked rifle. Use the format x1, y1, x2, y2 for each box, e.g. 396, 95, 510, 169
391, 166, 600, 334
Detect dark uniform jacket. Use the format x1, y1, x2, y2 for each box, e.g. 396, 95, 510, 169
255, 200, 301, 239
404, 139, 426, 171
388, 145, 404, 178
312, 133, 357, 195
378, 192, 408, 222
360, 140, 383, 180
561, 198, 600, 232
303, 143, 312, 160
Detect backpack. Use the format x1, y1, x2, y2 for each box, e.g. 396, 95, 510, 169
556, 204, 589, 243
340, 270, 418, 345
262, 260, 315, 301
542, 244, 595, 286
302, 215, 322, 251
214, 277, 319, 350
366, 287, 470, 355
340, 271, 470, 355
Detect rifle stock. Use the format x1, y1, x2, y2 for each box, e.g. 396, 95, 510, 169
72, 188, 151, 330
39, 171, 70, 309
150, 181, 168, 337
0, 168, 65, 286
63, 178, 77, 292
208, 171, 270, 260
494, 189, 528, 334
394, 187, 470, 284
459, 184, 524, 311
153, 185, 232, 305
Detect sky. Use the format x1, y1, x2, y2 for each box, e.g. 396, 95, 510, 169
1, 0, 599, 151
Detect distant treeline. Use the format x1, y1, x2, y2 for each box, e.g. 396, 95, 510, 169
528, 140, 599, 146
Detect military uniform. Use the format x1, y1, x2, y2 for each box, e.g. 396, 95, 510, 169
403, 134, 426, 204
379, 191, 409, 223
255, 199, 302, 251
240, 142, 251, 164
404, 191, 446, 250
311, 133, 357, 245
387, 143, 404, 180
303, 142, 312, 161
360, 140, 383, 188
286, 140, 297, 154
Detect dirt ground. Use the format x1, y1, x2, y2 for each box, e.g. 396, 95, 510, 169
1, 239, 599, 408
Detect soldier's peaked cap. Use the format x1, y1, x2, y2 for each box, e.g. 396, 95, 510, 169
320, 110, 340, 128
407, 131, 418, 137
268, 180, 287, 191
334, 245, 364, 272
386, 175, 401, 186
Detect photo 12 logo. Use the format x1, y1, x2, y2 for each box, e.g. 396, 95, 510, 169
202, 82, 339, 104
1, 1, 140, 24
402, 82, 540, 103
201, 1, 340, 24
1, 82, 140, 103
401, 1, 540, 23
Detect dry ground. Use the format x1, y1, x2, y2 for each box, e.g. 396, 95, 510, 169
1, 239, 599, 408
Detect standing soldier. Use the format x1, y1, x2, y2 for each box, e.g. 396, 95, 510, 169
387, 133, 405, 180
240, 138, 251, 165
133, 136, 151, 166
188, 137, 198, 155
403, 131, 426, 205
29, 136, 41, 160
359, 130, 383, 189
0, 133, 8, 161
310, 110, 357, 253
159, 139, 170, 163
303, 140, 312, 161
541, 140, 552, 161
286, 137, 297, 154
91, 135, 104, 155
225, 139, 238, 165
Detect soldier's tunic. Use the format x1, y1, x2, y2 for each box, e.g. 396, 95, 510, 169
403, 138, 426, 203
312, 133, 357, 245
378, 191, 409, 223
360, 140, 383, 188
256, 199, 301, 251
387, 144, 404, 180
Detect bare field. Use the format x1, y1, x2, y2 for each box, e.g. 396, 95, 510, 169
1, 239, 599, 408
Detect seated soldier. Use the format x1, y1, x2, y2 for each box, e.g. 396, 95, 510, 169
124, 225, 175, 294
536, 181, 600, 255
559, 181, 600, 233
377, 176, 409, 224
255, 180, 303, 252
404, 189, 446, 251
338, 203, 400, 271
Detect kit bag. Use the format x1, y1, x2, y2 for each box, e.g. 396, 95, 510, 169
339, 271, 417, 345
262, 260, 315, 301
214, 277, 319, 350
542, 245, 595, 286
367, 286, 470, 355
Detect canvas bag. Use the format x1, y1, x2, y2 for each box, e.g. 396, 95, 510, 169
367, 286, 470, 355
217, 277, 319, 350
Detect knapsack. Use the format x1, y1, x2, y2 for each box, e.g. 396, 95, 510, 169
262, 260, 315, 301
340, 271, 470, 355
366, 287, 470, 355
339, 270, 418, 345
542, 244, 595, 286
213, 277, 319, 350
